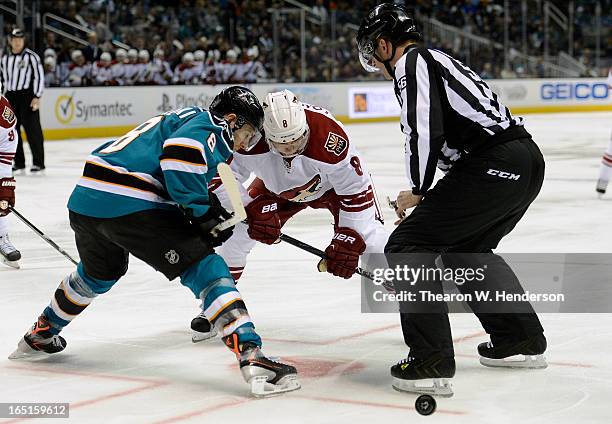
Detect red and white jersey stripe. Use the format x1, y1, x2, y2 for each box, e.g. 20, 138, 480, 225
0, 95, 17, 178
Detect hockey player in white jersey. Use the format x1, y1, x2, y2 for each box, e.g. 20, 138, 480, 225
111, 48, 127, 85
122, 49, 140, 85
149, 48, 174, 85
596, 69, 612, 196
0, 95, 21, 268
67, 50, 91, 86
173, 52, 198, 84
191, 89, 388, 341
91, 52, 114, 86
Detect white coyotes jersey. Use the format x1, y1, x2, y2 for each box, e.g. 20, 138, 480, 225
226, 104, 381, 239
0, 95, 17, 178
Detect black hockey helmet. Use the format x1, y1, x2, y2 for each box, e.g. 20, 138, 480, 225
210, 86, 264, 132
357, 3, 422, 74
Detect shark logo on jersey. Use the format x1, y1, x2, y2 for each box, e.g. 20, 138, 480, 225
325, 132, 348, 156
279, 175, 323, 202
2, 106, 15, 124
165, 249, 180, 264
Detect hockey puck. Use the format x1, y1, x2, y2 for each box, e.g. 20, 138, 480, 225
415, 394, 436, 416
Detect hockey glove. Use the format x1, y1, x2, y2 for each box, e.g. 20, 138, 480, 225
192, 192, 234, 247
0, 177, 16, 216
245, 195, 282, 244
324, 227, 366, 279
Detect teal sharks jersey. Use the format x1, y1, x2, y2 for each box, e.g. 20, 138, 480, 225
68, 107, 234, 219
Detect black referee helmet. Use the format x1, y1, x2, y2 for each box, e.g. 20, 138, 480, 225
9, 28, 24, 38
357, 3, 422, 75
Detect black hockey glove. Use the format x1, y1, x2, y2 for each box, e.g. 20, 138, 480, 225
191, 192, 235, 247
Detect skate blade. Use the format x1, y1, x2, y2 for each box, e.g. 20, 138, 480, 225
392, 377, 454, 398
8, 339, 48, 361
249, 375, 301, 398
480, 354, 547, 369
1, 258, 20, 269
191, 328, 218, 343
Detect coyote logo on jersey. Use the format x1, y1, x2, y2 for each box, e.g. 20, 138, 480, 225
279, 175, 323, 202
325, 132, 348, 156
2, 106, 15, 125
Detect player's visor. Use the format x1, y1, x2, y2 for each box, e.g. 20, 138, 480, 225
358, 40, 380, 73
244, 129, 262, 151
267, 127, 310, 158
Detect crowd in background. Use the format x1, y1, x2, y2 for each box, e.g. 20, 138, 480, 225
3, 0, 609, 87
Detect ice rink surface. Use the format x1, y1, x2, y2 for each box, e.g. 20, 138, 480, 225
1, 112, 611, 423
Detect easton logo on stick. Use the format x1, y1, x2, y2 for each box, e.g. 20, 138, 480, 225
324, 132, 348, 156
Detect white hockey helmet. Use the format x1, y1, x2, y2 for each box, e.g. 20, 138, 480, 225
226, 49, 237, 61
182, 52, 194, 63
100, 52, 112, 63
44, 48, 57, 58
115, 48, 127, 60
44, 56, 56, 68
262, 90, 309, 158
194, 49, 205, 61
127, 48, 138, 59
153, 48, 164, 59
71, 49, 83, 61
138, 49, 150, 61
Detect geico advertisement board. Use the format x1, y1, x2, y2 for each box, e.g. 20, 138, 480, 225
349, 78, 611, 119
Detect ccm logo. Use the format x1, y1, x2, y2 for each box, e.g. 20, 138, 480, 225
261, 203, 278, 213
487, 169, 520, 180
333, 233, 357, 244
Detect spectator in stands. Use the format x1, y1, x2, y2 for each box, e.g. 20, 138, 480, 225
244, 46, 267, 83
82, 31, 101, 62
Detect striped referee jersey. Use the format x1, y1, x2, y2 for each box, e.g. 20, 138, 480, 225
0, 48, 45, 97
393, 46, 527, 194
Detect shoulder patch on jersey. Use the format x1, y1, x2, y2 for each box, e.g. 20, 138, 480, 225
2, 106, 15, 125
0, 97, 16, 128
324, 132, 348, 156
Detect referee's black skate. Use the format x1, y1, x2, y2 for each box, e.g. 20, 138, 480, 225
224, 334, 301, 397
391, 355, 455, 397
9, 315, 66, 360
478, 335, 547, 369
190, 312, 217, 342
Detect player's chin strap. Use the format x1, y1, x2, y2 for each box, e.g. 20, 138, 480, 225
373, 47, 397, 77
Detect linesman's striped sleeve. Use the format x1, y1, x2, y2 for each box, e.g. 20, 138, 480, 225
30, 50, 45, 97
396, 48, 445, 195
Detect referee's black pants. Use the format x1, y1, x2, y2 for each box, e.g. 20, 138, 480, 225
5, 90, 45, 169
385, 136, 546, 359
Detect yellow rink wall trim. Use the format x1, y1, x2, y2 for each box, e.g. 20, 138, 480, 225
34, 104, 612, 141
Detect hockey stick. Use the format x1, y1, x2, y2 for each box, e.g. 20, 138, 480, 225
7, 205, 79, 266
279, 232, 384, 284
211, 162, 247, 235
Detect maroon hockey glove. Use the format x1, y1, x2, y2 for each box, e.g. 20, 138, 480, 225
0, 177, 16, 216
324, 227, 366, 279
245, 195, 282, 245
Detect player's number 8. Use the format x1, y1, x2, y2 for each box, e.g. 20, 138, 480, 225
282, 119, 288, 128
100, 115, 164, 154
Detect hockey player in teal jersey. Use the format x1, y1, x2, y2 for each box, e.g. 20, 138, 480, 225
8, 86, 300, 397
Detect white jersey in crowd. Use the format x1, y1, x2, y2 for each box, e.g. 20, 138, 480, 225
122, 62, 141, 85
91, 61, 114, 85
67, 62, 91, 86
243, 59, 267, 83
173, 63, 199, 84
212, 103, 388, 279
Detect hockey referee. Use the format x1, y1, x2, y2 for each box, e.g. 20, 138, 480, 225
1, 28, 45, 173
357, 4, 547, 396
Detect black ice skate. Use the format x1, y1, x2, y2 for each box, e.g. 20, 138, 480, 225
391, 355, 455, 397
596, 179, 608, 196
0, 234, 21, 269
224, 334, 301, 397
190, 312, 218, 342
478, 335, 547, 369
9, 315, 66, 360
